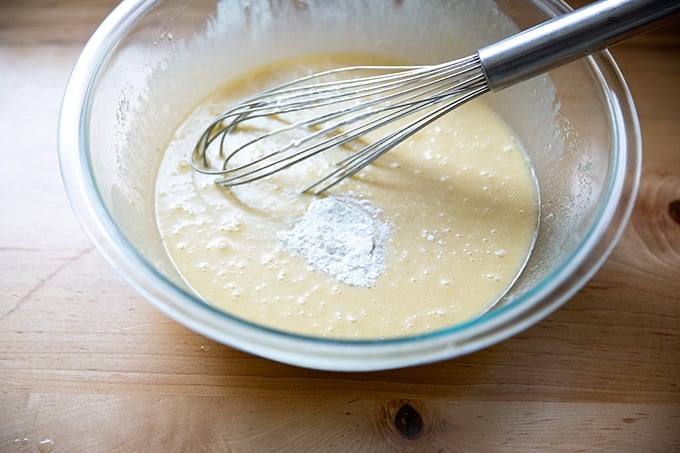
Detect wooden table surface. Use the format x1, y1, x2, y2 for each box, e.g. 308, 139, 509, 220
1, 1, 679, 451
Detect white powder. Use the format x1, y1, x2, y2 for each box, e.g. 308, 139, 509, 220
277, 195, 390, 287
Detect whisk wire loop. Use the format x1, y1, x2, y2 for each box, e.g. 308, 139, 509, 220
191, 55, 487, 193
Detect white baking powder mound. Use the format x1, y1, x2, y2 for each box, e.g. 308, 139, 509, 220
277, 194, 391, 287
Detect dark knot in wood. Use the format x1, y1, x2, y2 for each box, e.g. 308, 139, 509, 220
669, 200, 680, 225
394, 403, 423, 439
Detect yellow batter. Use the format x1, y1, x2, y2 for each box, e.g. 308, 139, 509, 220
155, 55, 539, 339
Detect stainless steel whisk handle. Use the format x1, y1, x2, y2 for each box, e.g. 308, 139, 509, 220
479, 0, 680, 91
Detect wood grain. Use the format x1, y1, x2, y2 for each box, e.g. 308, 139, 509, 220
1, 1, 679, 451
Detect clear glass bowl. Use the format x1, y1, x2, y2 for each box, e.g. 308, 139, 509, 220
59, 0, 640, 371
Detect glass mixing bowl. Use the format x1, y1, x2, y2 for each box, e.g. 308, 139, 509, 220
59, 0, 640, 371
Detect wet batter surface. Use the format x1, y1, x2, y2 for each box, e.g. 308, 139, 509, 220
155, 55, 539, 339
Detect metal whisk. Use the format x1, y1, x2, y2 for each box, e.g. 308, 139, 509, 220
191, 0, 679, 194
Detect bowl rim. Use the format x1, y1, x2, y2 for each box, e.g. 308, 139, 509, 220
58, 0, 641, 371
